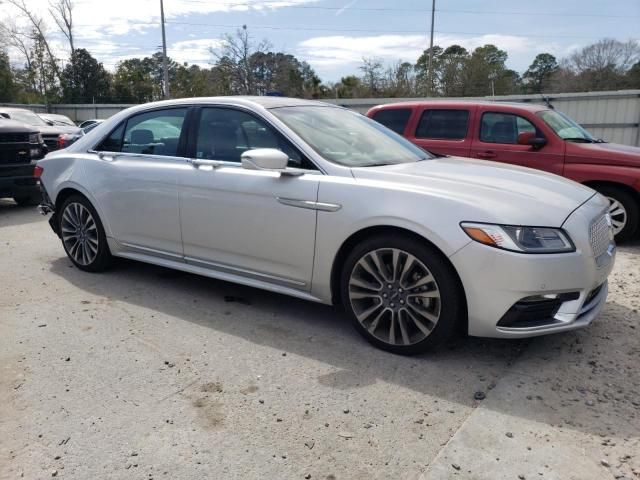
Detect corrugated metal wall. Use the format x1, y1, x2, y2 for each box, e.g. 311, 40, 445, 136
3, 89, 640, 146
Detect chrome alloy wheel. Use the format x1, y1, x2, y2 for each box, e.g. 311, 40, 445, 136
61, 202, 99, 266
348, 248, 441, 346
606, 196, 628, 236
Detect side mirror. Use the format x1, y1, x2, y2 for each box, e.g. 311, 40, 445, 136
517, 132, 547, 149
241, 148, 289, 171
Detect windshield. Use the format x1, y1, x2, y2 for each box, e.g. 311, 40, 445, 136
270, 106, 430, 167
8, 109, 48, 127
538, 110, 596, 142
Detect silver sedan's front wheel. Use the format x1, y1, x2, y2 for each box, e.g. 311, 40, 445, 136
348, 248, 441, 347
341, 234, 463, 355
59, 194, 112, 272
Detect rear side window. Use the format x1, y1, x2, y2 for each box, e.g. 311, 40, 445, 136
96, 108, 187, 156
123, 108, 187, 156
371, 108, 412, 134
480, 112, 539, 144
415, 109, 469, 140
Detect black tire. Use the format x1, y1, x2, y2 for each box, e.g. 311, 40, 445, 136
58, 194, 113, 272
340, 234, 464, 355
595, 186, 639, 243
13, 194, 40, 206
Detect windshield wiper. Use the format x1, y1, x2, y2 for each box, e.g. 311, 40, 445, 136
563, 137, 595, 143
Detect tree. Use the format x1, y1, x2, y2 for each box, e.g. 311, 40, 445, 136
523, 53, 558, 93
49, 0, 74, 54
0, 49, 17, 102
463, 44, 514, 96
60, 48, 110, 102
111, 58, 154, 103
415, 45, 443, 95
210, 26, 270, 95
557, 39, 640, 91
359, 57, 385, 96
626, 61, 640, 89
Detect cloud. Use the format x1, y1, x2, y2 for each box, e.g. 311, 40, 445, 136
168, 39, 223, 66
298, 33, 560, 78
2, 0, 322, 68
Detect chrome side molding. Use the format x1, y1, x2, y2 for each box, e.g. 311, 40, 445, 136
277, 197, 341, 212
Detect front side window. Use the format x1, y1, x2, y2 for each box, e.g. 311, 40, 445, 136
416, 109, 469, 140
195, 108, 315, 169
371, 108, 412, 134
270, 106, 430, 167
480, 112, 540, 144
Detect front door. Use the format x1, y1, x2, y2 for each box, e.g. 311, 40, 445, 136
470, 110, 565, 175
179, 106, 320, 289
88, 107, 188, 256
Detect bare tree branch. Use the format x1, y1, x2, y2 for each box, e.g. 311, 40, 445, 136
49, 0, 74, 54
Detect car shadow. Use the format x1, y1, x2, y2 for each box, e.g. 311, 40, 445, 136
49, 255, 640, 438
0, 199, 45, 228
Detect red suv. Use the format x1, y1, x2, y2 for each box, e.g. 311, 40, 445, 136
367, 101, 640, 241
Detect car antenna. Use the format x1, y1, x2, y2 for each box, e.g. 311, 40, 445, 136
541, 94, 555, 110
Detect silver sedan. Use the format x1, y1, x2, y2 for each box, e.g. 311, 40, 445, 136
37, 97, 616, 354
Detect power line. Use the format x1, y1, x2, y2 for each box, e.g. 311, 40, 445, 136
163, 21, 609, 39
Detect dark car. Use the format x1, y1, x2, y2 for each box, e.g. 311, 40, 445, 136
0, 107, 81, 152
0, 118, 46, 205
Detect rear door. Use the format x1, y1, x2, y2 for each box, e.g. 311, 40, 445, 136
88, 107, 188, 256
470, 110, 564, 175
406, 107, 473, 157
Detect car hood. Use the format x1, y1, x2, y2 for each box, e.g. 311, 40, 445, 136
351, 156, 596, 227
566, 142, 640, 167
37, 125, 82, 135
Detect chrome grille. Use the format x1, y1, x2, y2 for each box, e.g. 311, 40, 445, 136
590, 215, 611, 258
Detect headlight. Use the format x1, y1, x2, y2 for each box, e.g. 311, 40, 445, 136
461, 223, 575, 253
29, 133, 43, 144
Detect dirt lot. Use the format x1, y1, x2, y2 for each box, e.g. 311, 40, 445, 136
0, 200, 638, 480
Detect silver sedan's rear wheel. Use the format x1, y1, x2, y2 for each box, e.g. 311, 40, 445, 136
348, 248, 441, 346
341, 234, 463, 355
61, 202, 99, 266
59, 194, 112, 272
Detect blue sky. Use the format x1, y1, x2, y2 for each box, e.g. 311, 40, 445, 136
5, 0, 640, 81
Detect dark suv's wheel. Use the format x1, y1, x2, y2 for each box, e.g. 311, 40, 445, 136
340, 234, 464, 355
58, 194, 112, 272
596, 186, 639, 242
13, 194, 40, 206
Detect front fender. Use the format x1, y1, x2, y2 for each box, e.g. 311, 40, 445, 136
564, 163, 640, 193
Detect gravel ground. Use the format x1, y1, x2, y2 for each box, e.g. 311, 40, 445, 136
0, 199, 638, 480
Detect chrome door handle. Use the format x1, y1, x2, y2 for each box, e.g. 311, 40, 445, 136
189, 158, 225, 168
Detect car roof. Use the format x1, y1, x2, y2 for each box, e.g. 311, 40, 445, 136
131, 96, 336, 110
369, 100, 550, 113
0, 107, 33, 113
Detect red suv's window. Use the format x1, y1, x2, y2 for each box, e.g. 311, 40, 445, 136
480, 112, 538, 144
416, 109, 469, 140
371, 108, 412, 134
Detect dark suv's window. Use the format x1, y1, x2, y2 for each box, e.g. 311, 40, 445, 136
480, 112, 538, 144
415, 109, 469, 140
371, 108, 412, 134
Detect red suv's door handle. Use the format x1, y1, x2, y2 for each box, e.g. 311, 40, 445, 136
476, 151, 496, 159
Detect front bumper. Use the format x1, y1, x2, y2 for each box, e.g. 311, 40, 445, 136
450, 195, 615, 339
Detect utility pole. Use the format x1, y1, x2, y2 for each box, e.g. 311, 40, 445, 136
426, 0, 436, 97
160, 0, 170, 98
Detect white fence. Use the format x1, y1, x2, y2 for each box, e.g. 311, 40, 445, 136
3, 89, 640, 146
